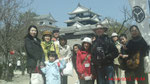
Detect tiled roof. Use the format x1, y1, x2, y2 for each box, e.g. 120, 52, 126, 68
68, 3, 99, 15
59, 25, 96, 34
34, 13, 57, 22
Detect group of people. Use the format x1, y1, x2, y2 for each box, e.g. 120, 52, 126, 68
24, 24, 149, 84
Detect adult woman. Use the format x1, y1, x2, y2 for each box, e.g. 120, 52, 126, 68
72, 44, 82, 74
24, 25, 44, 78
76, 37, 95, 84
125, 25, 149, 84
41, 30, 59, 62
59, 36, 72, 84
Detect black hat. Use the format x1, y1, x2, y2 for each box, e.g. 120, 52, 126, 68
53, 29, 59, 33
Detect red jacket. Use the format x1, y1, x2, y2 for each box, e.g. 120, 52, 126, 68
76, 50, 92, 79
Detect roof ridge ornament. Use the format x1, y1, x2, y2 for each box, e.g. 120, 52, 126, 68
78, 3, 81, 7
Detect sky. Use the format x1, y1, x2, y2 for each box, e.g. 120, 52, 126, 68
24, 0, 131, 27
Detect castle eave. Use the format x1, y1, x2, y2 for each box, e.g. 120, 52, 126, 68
65, 18, 99, 23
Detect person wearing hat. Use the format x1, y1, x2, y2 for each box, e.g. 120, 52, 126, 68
76, 37, 95, 84
58, 36, 72, 84
111, 33, 121, 53
41, 30, 60, 62
91, 24, 119, 84
52, 29, 60, 45
111, 32, 121, 84
40, 51, 67, 84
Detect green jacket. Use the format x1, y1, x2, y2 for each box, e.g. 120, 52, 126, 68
41, 41, 60, 61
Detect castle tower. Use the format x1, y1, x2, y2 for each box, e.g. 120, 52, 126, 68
34, 13, 59, 31
65, 3, 101, 27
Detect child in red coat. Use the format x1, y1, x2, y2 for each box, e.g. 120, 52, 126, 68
76, 37, 95, 84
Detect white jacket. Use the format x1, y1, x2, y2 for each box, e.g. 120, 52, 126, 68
59, 45, 72, 59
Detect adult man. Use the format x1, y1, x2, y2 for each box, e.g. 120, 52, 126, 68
91, 24, 118, 84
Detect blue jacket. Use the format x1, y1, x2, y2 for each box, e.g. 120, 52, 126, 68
41, 59, 66, 84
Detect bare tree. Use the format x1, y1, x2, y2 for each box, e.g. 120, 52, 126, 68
102, 17, 124, 36
103, 6, 133, 36
117, 6, 133, 34
0, 0, 36, 81
0, 0, 21, 80
13, 10, 37, 75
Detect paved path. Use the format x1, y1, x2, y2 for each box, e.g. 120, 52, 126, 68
0, 71, 29, 84
0, 70, 150, 84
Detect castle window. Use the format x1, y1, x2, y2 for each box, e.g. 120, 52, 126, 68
40, 21, 44, 25
49, 22, 52, 25
76, 13, 83, 17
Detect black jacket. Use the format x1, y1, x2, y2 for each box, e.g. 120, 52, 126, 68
91, 35, 119, 67
126, 36, 148, 72
25, 35, 44, 68
119, 44, 128, 70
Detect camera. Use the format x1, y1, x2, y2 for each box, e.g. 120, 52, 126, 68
96, 46, 105, 61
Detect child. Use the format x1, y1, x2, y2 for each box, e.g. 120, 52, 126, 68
41, 51, 66, 84
118, 34, 128, 70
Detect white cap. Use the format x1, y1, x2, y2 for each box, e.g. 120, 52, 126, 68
111, 33, 118, 37
82, 37, 92, 44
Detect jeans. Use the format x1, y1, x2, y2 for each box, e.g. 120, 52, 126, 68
97, 65, 115, 84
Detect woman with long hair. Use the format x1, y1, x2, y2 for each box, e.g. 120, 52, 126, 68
24, 25, 44, 83
72, 44, 81, 74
